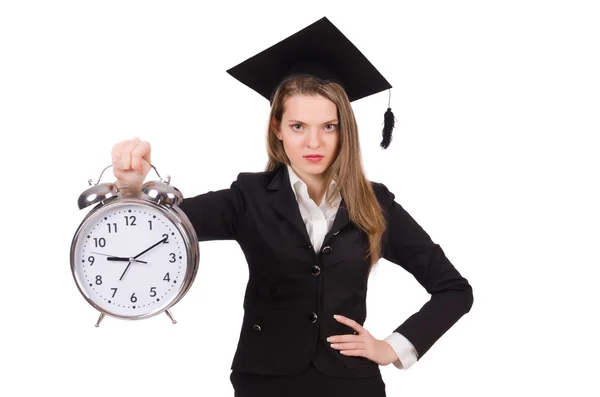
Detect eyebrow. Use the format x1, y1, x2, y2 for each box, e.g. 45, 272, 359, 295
288, 119, 339, 125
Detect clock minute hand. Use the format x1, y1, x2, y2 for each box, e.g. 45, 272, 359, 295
132, 236, 168, 260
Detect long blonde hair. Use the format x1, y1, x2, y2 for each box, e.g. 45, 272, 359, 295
265, 75, 387, 270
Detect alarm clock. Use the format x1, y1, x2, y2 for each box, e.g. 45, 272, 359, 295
70, 164, 199, 327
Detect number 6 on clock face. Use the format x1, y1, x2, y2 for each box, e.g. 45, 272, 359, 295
70, 165, 199, 325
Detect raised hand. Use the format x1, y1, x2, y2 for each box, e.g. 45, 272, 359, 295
111, 137, 152, 191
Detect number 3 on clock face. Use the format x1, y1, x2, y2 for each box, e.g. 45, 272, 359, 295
71, 202, 189, 319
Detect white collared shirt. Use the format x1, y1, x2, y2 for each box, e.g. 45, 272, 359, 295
286, 164, 418, 370
287, 164, 341, 253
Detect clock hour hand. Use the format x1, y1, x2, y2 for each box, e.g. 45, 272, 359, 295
90, 252, 147, 264
106, 256, 147, 264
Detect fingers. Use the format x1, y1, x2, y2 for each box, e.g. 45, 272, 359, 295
111, 137, 151, 173
330, 341, 364, 350
120, 139, 139, 171
131, 141, 151, 174
328, 334, 361, 343
333, 314, 364, 335
329, 338, 368, 357
111, 140, 126, 170
337, 349, 367, 356
112, 139, 131, 171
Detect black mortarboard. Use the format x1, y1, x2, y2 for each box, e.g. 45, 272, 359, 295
226, 16, 396, 149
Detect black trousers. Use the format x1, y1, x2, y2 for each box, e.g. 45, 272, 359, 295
230, 362, 387, 397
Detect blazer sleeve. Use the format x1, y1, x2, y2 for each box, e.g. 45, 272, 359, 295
177, 173, 246, 242
379, 182, 474, 360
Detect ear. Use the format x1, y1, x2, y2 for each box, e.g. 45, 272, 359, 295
271, 118, 282, 139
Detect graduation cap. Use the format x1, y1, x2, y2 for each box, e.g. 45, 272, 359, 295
226, 16, 396, 149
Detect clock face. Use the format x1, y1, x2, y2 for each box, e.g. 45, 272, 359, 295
72, 202, 189, 318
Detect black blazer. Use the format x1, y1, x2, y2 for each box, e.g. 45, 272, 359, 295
178, 164, 473, 378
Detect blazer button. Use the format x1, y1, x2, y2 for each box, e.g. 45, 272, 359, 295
321, 246, 332, 254
253, 324, 261, 331
308, 312, 318, 323
311, 265, 321, 276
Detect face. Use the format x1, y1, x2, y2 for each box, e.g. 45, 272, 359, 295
275, 94, 339, 181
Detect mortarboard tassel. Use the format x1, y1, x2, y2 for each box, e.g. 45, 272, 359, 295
380, 89, 395, 149
381, 107, 395, 149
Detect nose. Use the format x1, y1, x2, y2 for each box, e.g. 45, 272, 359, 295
306, 128, 320, 148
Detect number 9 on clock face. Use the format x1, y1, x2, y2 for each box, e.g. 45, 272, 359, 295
71, 202, 190, 319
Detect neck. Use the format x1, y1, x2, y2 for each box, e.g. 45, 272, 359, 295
290, 165, 327, 205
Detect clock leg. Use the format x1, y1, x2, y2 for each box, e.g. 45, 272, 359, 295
95, 312, 105, 327
165, 309, 177, 324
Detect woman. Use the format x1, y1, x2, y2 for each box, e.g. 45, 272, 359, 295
112, 17, 473, 397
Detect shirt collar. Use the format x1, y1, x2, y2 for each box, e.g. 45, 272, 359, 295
286, 163, 337, 201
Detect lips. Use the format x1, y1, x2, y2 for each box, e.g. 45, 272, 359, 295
304, 155, 323, 158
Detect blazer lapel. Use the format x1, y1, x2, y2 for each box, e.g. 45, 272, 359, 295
267, 165, 312, 246
267, 164, 352, 250
326, 197, 350, 242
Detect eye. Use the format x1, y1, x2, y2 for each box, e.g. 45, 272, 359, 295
291, 124, 303, 131
325, 124, 337, 131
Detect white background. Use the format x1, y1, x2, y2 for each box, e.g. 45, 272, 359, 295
1, 1, 598, 396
